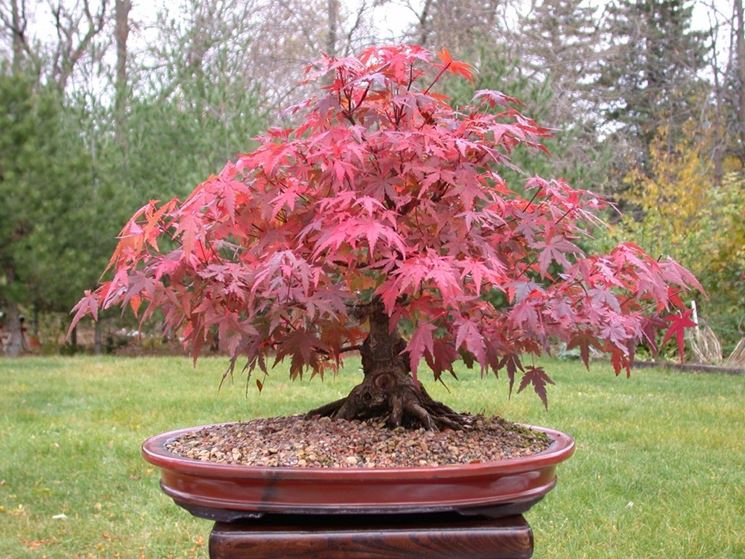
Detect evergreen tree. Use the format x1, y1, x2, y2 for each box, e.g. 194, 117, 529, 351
596, 0, 708, 161
0, 72, 95, 354
406, 0, 501, 55
520, 0, 599, 112
445, 29, 609, 192
516, 0, 611, 190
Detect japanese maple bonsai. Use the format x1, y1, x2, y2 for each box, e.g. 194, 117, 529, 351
71, 44, 700, 433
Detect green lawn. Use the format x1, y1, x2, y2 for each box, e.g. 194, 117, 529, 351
1, 356, 743, 558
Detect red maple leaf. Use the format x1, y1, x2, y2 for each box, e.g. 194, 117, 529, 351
424, 337, 458, 381
498, 354, 524, 396
455, 318, 486, 366
661, 309, 697, 363
517, 366, 555, 410
567, 331, 603, 370
608, 345, 632, 377
68, 44, 703, 410
640, 314, 667, 355
436, 48, 474, 80
473, 89, 523, 108
407, 322, 436, 379
67, 290, 99, 337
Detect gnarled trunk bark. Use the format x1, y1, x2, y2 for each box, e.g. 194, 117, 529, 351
308, 304, 463, 430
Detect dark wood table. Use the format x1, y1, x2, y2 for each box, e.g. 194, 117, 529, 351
209, 512, 534, 559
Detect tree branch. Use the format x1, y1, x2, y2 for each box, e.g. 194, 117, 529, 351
50, 0, 109, 90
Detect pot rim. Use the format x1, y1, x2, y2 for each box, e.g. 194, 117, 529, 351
142, 420, 575, 480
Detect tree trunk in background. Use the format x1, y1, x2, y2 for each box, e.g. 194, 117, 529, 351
32, 305, 39, 337
709, 19, 724, 182
327, 0, 338, 56
3, 301, 23, 357
69, 325, 78, 351
417, 0, 433, 46
3, 264, 23, 357
114, 0, 131, 148
94, 319, 103, 355
10, 0, 25, 73
736, 0, 745, 158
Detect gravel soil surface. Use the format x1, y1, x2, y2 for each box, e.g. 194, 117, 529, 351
166, 414, 552, 468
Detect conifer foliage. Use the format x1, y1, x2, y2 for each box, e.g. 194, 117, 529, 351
70, 46, 701, 424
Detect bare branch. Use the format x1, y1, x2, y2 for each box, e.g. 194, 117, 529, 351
0, 0, 39, 71
49, 0, 109, 89
343, 0, 367, 56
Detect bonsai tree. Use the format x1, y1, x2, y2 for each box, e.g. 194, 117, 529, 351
70, 45, 701, 430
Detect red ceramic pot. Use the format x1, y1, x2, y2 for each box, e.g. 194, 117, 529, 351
142, 423, 574, 522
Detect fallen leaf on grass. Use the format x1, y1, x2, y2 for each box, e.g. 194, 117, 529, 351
23, 540, 52, 550
9, 504, 26, 517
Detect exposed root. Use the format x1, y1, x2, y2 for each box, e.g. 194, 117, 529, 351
305, 397, 346, 418
306, 376, 468, 431
305, 300, 469, 430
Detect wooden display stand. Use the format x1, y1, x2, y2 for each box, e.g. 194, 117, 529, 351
143, 424, 572, 559
209, 513, 533, 559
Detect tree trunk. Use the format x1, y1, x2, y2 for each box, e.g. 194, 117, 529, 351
70, 325, 78, 352
3, 301, 23, 357
326, 0, 339, 57
10, 0, 25, 73
114, 0, 131, 149
31, 305, 39, 337
709, 17, 724, 182
308, 304, 464, 430
417, 0, 433, 47
736, 0, 745, 158
94, 319, 103, 355
2, 264, 24, 357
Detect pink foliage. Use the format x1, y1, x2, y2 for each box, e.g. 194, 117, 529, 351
70, 45, 702, 406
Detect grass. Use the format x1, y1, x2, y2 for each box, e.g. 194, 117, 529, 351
0, 355, 743, 558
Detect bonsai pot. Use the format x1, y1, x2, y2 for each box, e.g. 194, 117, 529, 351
142, 423, 575, 522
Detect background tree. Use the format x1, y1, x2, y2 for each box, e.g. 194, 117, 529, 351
595, 0, 708, 183
732, 0, 745, 161
404, 0, 501, 54
709, 0, 745, 171
605, 124, 745, 352
0, 0, 271, 352
113, 0, 131, 147
515, 0, 611, 189
0, 73, 94, 355
0, 0, 741, 357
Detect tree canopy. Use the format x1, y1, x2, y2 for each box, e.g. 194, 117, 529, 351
70, 46, 702, 408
